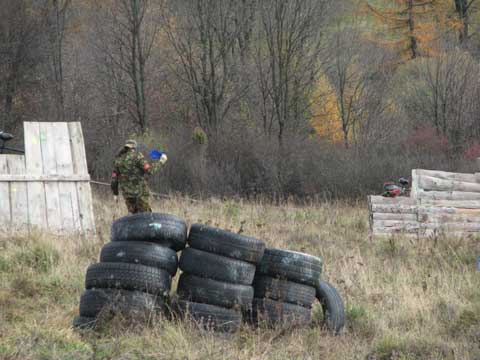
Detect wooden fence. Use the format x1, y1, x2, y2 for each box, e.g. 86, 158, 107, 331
369, 165, 480, 237
0, 122, 95, 235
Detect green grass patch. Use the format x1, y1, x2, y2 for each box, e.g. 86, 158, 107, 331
12, 242, 60, 272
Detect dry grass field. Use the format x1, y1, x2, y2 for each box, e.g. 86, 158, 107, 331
0, 193, 479, 359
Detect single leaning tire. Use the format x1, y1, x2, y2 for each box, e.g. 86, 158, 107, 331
174, 299, 242, 333
249, 298, 311, 327
72, 316, 97, 330
111, 213, 187, 251
188, 224, 265, 263
85, 262, 171, 295
179, 247, 256, 285
316, 280, 345, 334
177, 273, 254, 309
253, 275, 316, 308
79, 288, 163, 318
100, 241, 178, 276
256, 248, 322, 287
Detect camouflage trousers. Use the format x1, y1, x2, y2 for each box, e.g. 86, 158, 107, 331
124, 196, 152, 214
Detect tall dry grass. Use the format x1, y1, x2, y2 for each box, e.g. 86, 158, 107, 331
0, 192, 479, 359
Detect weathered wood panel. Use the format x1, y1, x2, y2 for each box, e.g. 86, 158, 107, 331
369, 196, 415, 205
419, 199, 480, 209
419, 176, 480, 193
54, 123, 81, 232
24, 122, 47, 229
372, 213, 417, 221
68, 122, 95, 233
416, 190, 480, 200
40, 122, 62, 231
415, 169, 477, 183
370, 204, 417, 214
0, 175, 90, 181
7, 156, 28, 231
0, 156, 10, 226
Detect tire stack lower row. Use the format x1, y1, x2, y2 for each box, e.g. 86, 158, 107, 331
175, 224, 265, 333
248, 248, 323, 328
73, 214, 187, 328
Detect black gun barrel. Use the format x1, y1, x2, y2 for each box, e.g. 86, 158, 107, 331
0, 132, 14, 142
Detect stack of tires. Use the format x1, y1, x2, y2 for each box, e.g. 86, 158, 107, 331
73, 213, 187, 329
175, 224, 265, 333
249, 248, 323, 328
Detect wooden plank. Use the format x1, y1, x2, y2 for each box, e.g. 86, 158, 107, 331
372, 220, 420, 228
416, 190, 480, 201
372, 213, 417, 221
0, 156, 11, 226
421, 222, 480, 231
368, 196, 415, 205
415, 169, 477, 183
6, 156, 28, 231
54, 123, 81, 232
411, 169, 420, 199
371, 204, 417, 214
419, 213, 480, 223
372, 225, 419, 234
76, 181, 96, 234
24, 122, 47, 229
419, 199, 480, 209
418, 176, 480, 193
68, 122, 88, 175
40, 122, 62, 232
0, 174, 90, 181
418, 207, 480, 215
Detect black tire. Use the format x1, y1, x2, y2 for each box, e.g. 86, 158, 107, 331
249, 298, 311, 327
85, 262, 171, 295
177, 273, 254, 309
174, 299, 242, 333
256, 248, 322, 287
79, 288, 163, 318
100, 241, 178, 276
253, 275, 316, 308
111, 213, 187, 251
316, 280, 345, 334
72, 316, 97, 330
188, 224, 265, 263
179, 248, 256, 285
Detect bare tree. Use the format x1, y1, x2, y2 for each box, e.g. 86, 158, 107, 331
48, 0, 71, 122
0, 0, 49, 129
256, 0, 327, 146
161, 0, 246, 136
92, 0, 159, 133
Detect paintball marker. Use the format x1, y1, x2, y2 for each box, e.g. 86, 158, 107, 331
0, 131, 24, 154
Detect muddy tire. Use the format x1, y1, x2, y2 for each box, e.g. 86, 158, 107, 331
177, 273, 253, 309
79, 288, 163, 319
316, 280, 345, 334
100, 241, 178, 276
179, 247, 256, 285
253, 275, 316, 308
111, 213, 187, 251
174, 299, 242, 333
188, 224, 265, 263
256, 248, 322, 287
248, 298, 311, 328
85, 262, 171, 295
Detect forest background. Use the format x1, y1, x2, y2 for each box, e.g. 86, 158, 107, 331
2, 0, 480, 200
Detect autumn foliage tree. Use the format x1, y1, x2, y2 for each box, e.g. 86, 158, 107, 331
366, 0, 445, 62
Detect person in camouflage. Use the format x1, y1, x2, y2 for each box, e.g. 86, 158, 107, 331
110, 140, 167, 213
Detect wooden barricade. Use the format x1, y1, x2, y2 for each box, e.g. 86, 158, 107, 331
369, 162, 480, 237
0, 122, 95, 235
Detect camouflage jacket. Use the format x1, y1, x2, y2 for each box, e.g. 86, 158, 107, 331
111, 150, 163, 198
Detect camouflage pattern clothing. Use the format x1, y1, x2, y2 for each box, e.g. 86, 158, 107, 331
111, 149, 163, 213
